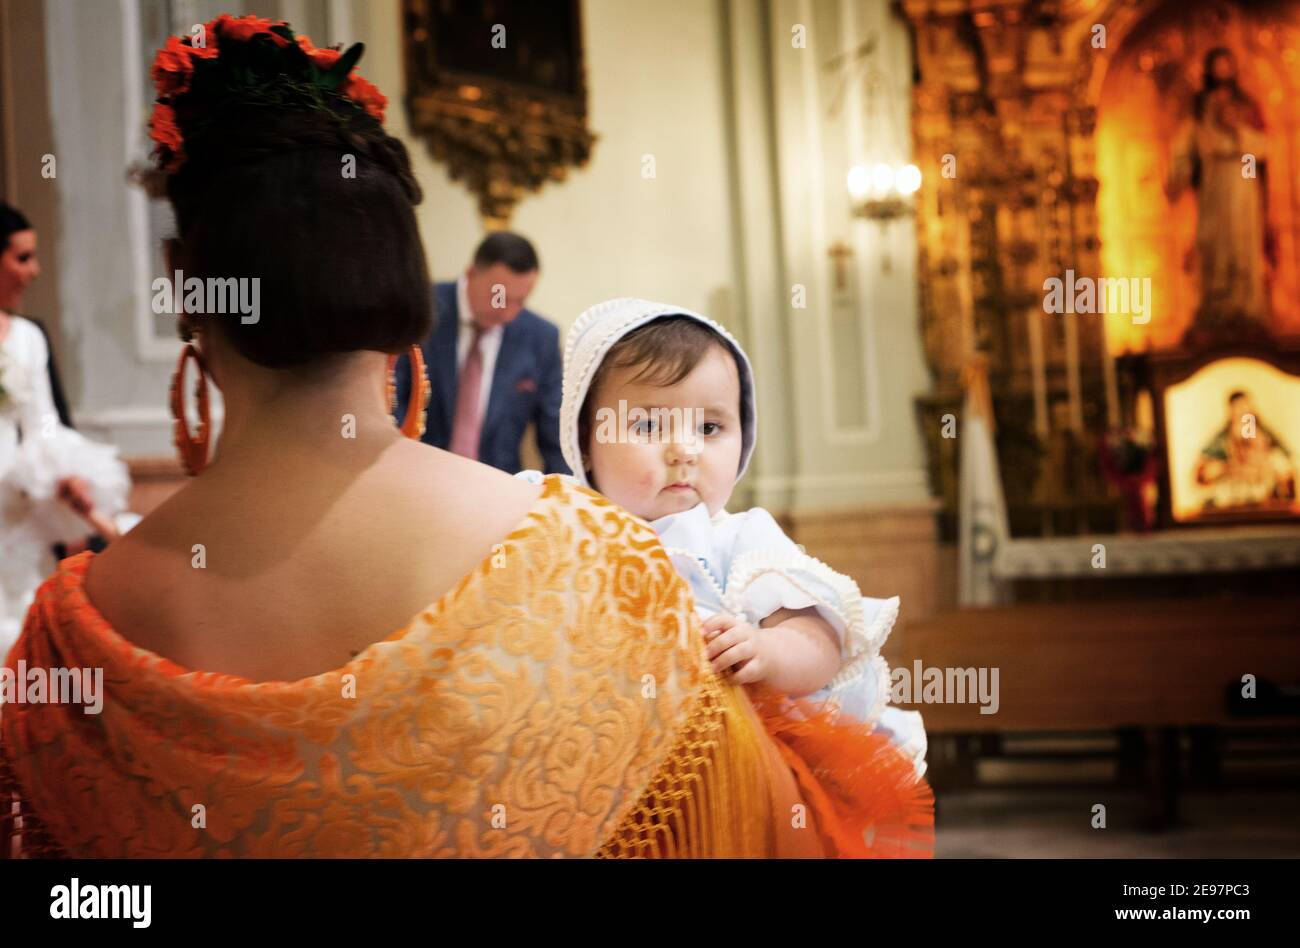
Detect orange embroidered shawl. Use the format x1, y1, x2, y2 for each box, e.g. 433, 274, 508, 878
0, 476, 931, 858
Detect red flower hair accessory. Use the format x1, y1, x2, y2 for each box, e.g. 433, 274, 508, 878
148, 14, 387, 173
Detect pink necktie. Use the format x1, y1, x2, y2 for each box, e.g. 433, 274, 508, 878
449, 325, 485, 459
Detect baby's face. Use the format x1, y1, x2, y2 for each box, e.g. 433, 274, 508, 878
586, 345, 743, 521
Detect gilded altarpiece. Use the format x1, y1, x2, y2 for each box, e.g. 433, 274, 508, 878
899, 0, 1300, 536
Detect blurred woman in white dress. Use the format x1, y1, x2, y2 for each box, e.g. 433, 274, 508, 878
0, 203, 134, 656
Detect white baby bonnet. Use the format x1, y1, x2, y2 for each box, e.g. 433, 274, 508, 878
560, 298, 758, 487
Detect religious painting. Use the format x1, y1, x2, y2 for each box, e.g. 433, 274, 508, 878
402, 0, 595, 225
1164, 356, 1300, 522
1095, 0, 1300, 355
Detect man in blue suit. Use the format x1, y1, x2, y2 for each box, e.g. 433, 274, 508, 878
394, 232, 569, 474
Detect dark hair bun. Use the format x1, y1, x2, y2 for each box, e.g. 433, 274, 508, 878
166, 102, 431, 368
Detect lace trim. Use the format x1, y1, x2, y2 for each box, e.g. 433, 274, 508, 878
839, 655, 892, 730
723, 549, 899, 700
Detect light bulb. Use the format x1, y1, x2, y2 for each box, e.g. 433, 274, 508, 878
896, 164, 922, 195
871, 162, 895, 195
847, 164, 871, 201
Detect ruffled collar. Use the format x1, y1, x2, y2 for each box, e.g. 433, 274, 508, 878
650, 501, 718, 551
650, 502, 730, 611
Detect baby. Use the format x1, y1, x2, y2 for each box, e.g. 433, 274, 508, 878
520, 298, 925, 773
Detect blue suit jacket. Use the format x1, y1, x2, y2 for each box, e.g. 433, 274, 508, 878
394, 281, 569, 475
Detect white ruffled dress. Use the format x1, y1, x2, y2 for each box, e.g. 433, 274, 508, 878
650, 501, 927, 776
515, 470, 926, 775
0, 316, 132, 657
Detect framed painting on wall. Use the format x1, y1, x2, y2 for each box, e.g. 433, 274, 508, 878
1159, 354, 1300, 524
402, 0, 595, 226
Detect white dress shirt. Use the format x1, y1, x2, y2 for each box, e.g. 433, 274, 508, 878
455, 275, 504, 422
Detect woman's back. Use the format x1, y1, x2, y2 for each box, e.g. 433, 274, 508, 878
85, 437, 542, 682
8, 475, 774, 858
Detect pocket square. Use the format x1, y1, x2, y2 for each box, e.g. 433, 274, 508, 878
515, 377, 538, 394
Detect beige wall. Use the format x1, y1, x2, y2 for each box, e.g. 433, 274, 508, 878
352, 0, 933, 513
354, 0, 740, 340
9, 0, 937, 518
0, 0, 64, 383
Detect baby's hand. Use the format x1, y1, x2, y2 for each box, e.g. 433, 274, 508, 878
702, 613, 770, 685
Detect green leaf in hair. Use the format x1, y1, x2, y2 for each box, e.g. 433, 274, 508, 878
320, 42, 365, 92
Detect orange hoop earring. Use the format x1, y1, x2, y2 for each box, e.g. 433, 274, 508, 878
387, 345, 431, 440
170, 343, 211, 476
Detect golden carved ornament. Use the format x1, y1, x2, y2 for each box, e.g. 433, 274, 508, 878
401, 0, 596, 228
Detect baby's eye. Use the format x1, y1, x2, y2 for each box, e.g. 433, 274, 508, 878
631, 418, 657, 435
700, 422, 722, 436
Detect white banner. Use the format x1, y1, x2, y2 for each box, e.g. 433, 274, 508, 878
958, 391, 1010, 607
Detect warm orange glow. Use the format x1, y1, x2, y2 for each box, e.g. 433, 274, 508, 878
1096, 3, 1300, 355
1165, 357, 1300, 521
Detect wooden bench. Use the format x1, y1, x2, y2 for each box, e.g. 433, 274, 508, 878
884, 595, 1300, 826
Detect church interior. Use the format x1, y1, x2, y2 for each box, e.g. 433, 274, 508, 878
2, 0, 1298, 858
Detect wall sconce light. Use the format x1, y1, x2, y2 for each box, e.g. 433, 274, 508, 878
831, 34, 918, 271
847, 161, 921, 220
846, 162, 920, 272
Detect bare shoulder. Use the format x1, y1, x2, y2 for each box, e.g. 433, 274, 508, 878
383, 440, 543, 535
97, 443, 540, 560
83, 443, 547, 679
87, 480, 204, 587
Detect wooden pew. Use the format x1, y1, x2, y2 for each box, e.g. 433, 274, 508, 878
884, 595, 1300, 825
